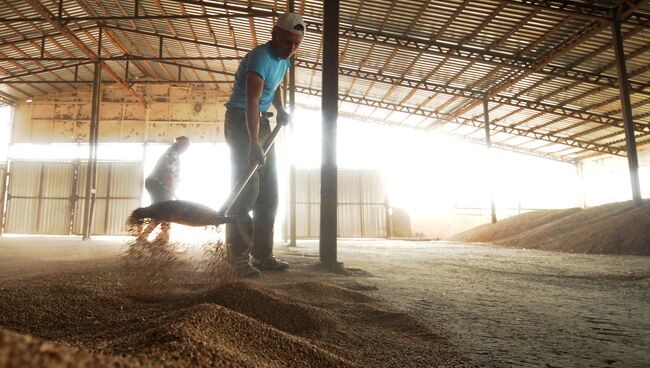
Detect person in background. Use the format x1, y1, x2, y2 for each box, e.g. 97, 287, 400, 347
223, 12, 306, 277
138, 136, 191, 242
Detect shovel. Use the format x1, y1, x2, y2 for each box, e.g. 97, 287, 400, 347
126, 121, 284, 232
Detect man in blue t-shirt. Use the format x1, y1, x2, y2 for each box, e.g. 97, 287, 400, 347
224, 13, 305, 278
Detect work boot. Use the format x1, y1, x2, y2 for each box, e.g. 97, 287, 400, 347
252, 256, 289, 271
233, 256, 261, 278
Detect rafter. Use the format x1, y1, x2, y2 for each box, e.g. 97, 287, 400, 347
20, 22, 641, 135
24, 0, 147, 106
294, 59, 648, 133
447, 1, 647, 123
494, 0, 650, 28
294, 86, 624, 157
38, 6, 649, 94
74, 0, 150, 79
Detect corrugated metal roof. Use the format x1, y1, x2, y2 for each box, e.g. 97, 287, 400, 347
1, 0, 649, 162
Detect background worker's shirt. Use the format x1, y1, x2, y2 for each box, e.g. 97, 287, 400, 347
147, 148, 181, 191
225, 42, 290, 112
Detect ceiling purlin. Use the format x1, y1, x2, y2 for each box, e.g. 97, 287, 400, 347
460, 2, 507, 45
297, 86, 585, 162
0, 25, 97, 49
0, 61, 93, 82
14, 21, 644, 135
140, 0, 179, 81
200, 2, 230, 78
74, 0, 150, 79
109, 0, 163, 79
432, 0, 472, 42
151, 0, 197, 81
347, 0, 396, 116
54, 49, 616, 160
290, 58, 644, 133
495, 0, 650, 28
486, 7, 540, 50
154, 1, 650, 92
517, 13, 572, 58
355, 0, 424, 117
1, 0, 77, 94
455, 133, 577, 163
340, 0, 368, 102
23, 0, 147, 105
318, 25, 650, 95
305, 86, 624, 157
14, 6, 644, 93
541, 39, 650, 113
447, 0, 647, 128
178, 2, 217, 83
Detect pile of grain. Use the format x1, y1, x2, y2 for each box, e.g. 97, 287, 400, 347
0, 241, 468, 367
450, 200, 650, 255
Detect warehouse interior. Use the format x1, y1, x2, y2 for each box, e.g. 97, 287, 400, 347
1, 0, 649, 367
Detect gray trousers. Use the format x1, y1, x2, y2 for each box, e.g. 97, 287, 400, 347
224, 109, 278, 260
144, 178, 174, 203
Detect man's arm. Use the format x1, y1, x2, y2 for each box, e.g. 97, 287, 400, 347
272, 83, 291, 126
245, 71, 265, 165
272, 84, 284, 112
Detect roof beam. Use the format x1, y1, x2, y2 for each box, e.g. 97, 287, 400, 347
87, 57, 611, 160
8, 23, 645, 134
314, 25, 650, 95
294, 59, 649, 133
24, 0, 147, 107
73, 0, 151, 80
84, 3, 650, 94
0, 14, 257, 22
294, 86, 624, 157
448, 0, 648, 123
495, 0, 650, 28
0, 62, 93, 81
297, 95, 577, 163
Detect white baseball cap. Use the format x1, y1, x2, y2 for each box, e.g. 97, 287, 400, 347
275, 12, 306, 36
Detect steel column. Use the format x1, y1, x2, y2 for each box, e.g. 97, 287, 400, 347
320, 0, 340, 266
611, 20, 643, 207
483, 98, 497, 224
82, 61, 102, 240
288, 0, 297, 247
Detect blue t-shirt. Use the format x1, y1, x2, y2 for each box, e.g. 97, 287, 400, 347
225, 42, 290, 112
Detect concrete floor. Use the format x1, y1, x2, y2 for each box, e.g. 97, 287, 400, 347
281, 240, 650, 368
1, 236, 649, 367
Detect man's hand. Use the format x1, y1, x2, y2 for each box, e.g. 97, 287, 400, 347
277, 109, 291, 126
248, 141, 265, 166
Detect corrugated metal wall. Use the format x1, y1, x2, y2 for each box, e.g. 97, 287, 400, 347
294, 169, 387, 238
3, 160, 142, 235
73, 161, 143, 235
4, 161, 74, 234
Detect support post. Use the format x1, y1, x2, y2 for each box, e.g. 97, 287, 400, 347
483, 98, 497, 224
288, 0, 297, 247
611, 19, 643, 207
320, 0, 341, 267
576, 162, 587, 209
82, 61, 102, 240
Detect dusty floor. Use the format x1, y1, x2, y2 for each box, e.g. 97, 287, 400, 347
1, 236, 649, 367
0, 236, 467, 368
282, 240, 650, 368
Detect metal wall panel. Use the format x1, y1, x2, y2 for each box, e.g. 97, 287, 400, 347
37, 199, 70, 234
5, 198, 38, 233
293, 169, 387, 238
4, 162, 74, 234
74, 161, 143, 235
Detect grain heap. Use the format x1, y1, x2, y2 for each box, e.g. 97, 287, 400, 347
0, 239, 469, 367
